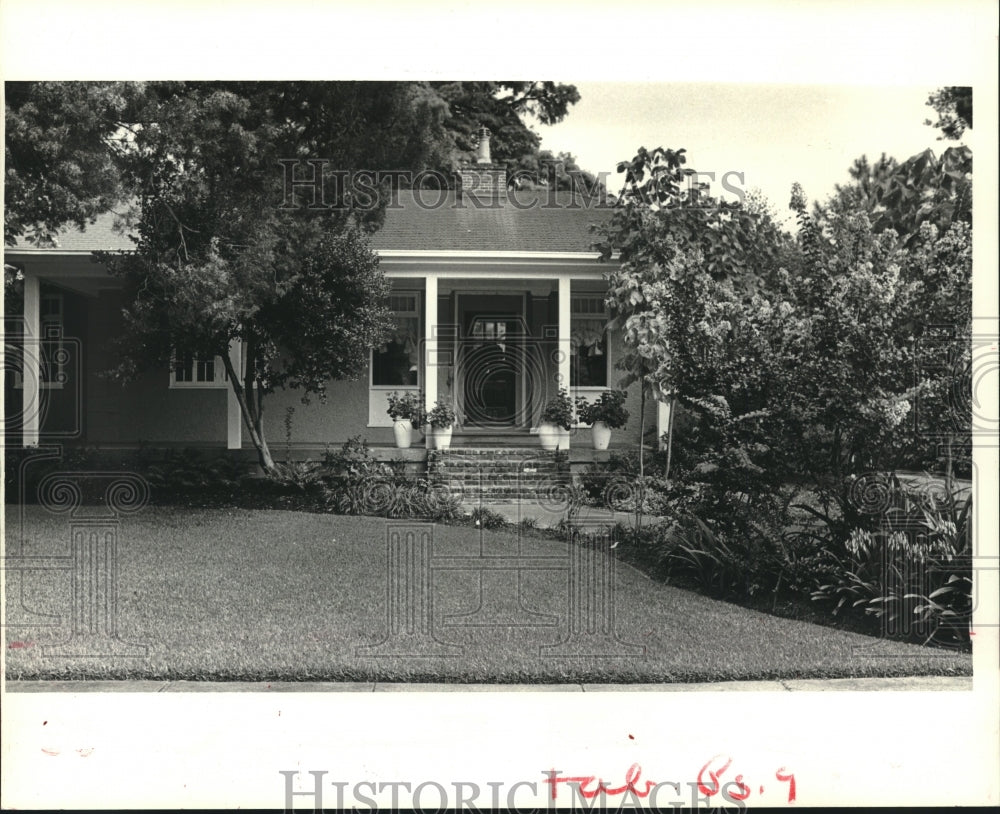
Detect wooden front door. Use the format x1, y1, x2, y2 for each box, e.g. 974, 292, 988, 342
463, 316, 521, 426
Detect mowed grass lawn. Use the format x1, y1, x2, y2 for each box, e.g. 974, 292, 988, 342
4, 506, 971, 683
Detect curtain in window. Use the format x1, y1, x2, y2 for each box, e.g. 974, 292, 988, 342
571, 318, 606, 351
379, 315, 420, 366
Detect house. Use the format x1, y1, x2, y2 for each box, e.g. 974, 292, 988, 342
5, 128, 671, 474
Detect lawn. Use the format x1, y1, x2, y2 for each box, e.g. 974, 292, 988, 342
4, 506, 972, 683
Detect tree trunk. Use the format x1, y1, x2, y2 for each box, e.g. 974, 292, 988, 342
635, 379, 647, 535
945, 433, 954, 495
664, 396, 676, 481
221, 350, 276, 474
638, 381, 646, 479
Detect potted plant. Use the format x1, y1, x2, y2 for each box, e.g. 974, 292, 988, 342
538, 387, 574, 450
426, 399, 456, 450
386, 391, 422, 449
576, 389, 630, 450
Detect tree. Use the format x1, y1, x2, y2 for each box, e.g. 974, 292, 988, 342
4, 81, 145, 246
99, 81, 456, 473
925, 86, 972, 140
430, 81, 582, 182
594, 146, 787, 483
598, 141, 971, 496
813, 147, 971, 247
513, 149, 606, 198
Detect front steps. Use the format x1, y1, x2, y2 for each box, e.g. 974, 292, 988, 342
427, 447, 570, 502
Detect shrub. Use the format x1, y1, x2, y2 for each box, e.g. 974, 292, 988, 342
661, 514, 747, 597
576, 389, 630, 429
267, 460, 324, 492
470, 506, 509, 529
144, 449, 246, 493
320, 437, 461, 520
579, 451, 672, 515
809, 473, 973, 646
540, 387, 574, 430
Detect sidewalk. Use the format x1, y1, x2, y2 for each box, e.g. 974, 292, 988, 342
6, 675, 972, 692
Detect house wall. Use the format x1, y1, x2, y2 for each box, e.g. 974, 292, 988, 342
82, 290, 228, 446
250, 374, 391, 452
26, 268, 655, 454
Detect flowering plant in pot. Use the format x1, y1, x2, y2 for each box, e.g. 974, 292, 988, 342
576, 389, 629, 450
426, 399, 456, 450
538, 387, 574, 450
386, 391, 422, 449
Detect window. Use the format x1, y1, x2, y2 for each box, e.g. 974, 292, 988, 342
570, 295, 608, 387
371, 293, 420, 387
40, 291, 66, 386
12, 289, 66, 389
170, 353, 229, 388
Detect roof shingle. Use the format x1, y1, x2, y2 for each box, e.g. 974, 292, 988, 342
8, 189, 612, 255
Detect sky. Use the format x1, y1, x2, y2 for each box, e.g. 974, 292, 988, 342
534, 82, 959, 222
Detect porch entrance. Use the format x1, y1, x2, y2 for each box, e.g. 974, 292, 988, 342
456, 293, 531, 429
463, 315, 520, 425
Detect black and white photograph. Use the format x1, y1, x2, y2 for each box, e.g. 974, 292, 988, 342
2, 1, 998, 810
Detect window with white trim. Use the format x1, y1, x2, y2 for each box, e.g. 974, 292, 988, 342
371, 293, 420, 387
12, 289, 66, 389
170, 353, 229, 388
570, 295, 608, 387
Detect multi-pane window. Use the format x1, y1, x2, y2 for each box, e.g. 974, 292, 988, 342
39, 291, 65, 386
371, 293, 420, 387
570, 295, 608, 387
12, 289, 66, 388
170, 354, 228, 387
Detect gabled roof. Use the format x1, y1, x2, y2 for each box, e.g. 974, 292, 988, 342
6, 189, 612, 256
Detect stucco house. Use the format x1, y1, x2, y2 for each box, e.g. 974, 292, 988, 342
5, 130, 671, 478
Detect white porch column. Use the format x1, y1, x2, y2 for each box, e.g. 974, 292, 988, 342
423, 274, 438, 422
557, 275, 572, 448
226, 340, 243, 450
21, 273, 41, 447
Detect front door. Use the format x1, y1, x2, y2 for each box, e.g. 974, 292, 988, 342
463, 315, 521, 426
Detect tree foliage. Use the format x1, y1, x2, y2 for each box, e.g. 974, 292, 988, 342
593, 146, 788, 478
599, 142, 971, 500
4, 81, 145, 246
925, 86, 972, 140
814, 146, 971, 249
431, 81, 583, 184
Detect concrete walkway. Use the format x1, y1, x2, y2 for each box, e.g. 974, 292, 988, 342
6, 676, 972, 692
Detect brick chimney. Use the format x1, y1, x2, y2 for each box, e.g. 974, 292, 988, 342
458, 125, 506, 203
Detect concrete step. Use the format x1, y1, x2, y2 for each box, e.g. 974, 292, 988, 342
428, 447, 570, 499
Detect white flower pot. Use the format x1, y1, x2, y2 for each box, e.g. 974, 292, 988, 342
392, 418, 413, 449
538, 422, 559, 451
432, 426, 453, 450
556, 427, 570, 450
591, 421, 612, 450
